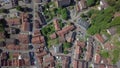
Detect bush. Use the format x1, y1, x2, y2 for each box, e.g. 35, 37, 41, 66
64, 50, 69, 54
100, 50, 109, 58
63, 42, 71, 49
86, 0, 96, 7
16, 6, 23, 11
61, 8, 68, 20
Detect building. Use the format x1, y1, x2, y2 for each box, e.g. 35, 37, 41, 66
18, 34, 29, 44
73, 60, 88, 68
94, 34, 105, 44
55, 0, 71, 7
98, 0, 109, 10
85, 44, 93, 61
53, 19, 60, 31
21, 13, 30, 32
35, 12, 46, 25
0, 0, 18, 9
53, 44, 62, 53
50, 33, 57, 39
34, 0, 42, 3
56, 24, 75, 37
34, 20, 41, 29
104, 43, 114, 50
77, 19, 90, 30
77, 0, 87, 11
107, 27, 116, 35
33, 30, 41, 36
94, 53, 101, 64
6, 18, 21, 26
66, 32, 76, 42
114, 12, 120, 18
0, 32, 5, 39
36, 51, 48, 57
73, 60, 78, 68
62, 56, 70, 68
32, 35, 45, 44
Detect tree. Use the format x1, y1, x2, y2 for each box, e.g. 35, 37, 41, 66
86, 0, 96, 7
16, 6, 23, 11
106, 0, 116, 6
63, 42, 71, 49
0, 8, 9, 13
100, 50, 109, 59
61, 8, 68, 20
64, 50, 69, 54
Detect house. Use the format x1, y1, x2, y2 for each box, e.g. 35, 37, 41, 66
53, 19, 60, 31
53, 44, 62, 53
94, 53, 101, 64
79, 60, 88, 68
6, 18, 21, 26
18, 34, 29, 44
50, 33, 57, 39
85, 44, 93, 61
114, 12, 120, 18
35, 12, 46, 25
62, 56, 70, 68
44, 56, 54, 63
73, 60, 78, 68
0, 32, 5, 39
32, 35, 45, 44
56, 24, 75, 37
77, 19, 90, 30
107, 27, 116, 35
34, 0, 42, 3
36, 51, 48, 57
33, 30, 41, 36
94, 64, 106, 68
74, 43, 82, 59
74, 41, 85, 59
21, 21, 30, 32
98, 0, 109, 10
104, 43, 114, 50
94, 34, 105, 44
21, 13, 30, 32
55, 0, 71, 7
73, 60, 88, 68
77, 0, 87, 11
76, 41, 85, 48
66, 32, 76, 42
34, 20, 41, 29
24, 0, 31, 4
1, 0, 18, 9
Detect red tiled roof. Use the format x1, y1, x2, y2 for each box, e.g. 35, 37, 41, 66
76, 41, 85, 48
36, 51, 48, 57
114, 12, 120, 17
94, 34, 105, 43
73, 60, 78, 68
34, 30, 41, 36
45, 56, 54, 63
32, 35, 45, 44
85, 45, 92, 61
53, 19, 60, 31
18, 34, 29, 44
94, 54, 101, 64
6, 18, 21, 25
104, 43, 114, 50
50, 33, 57, 39
57, 24, 75, 37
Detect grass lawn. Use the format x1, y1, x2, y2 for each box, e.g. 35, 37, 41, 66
47, 38, 59, 48
100, 50, 109, 59
109, 34, 120, 64
111, 49, 120, 64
